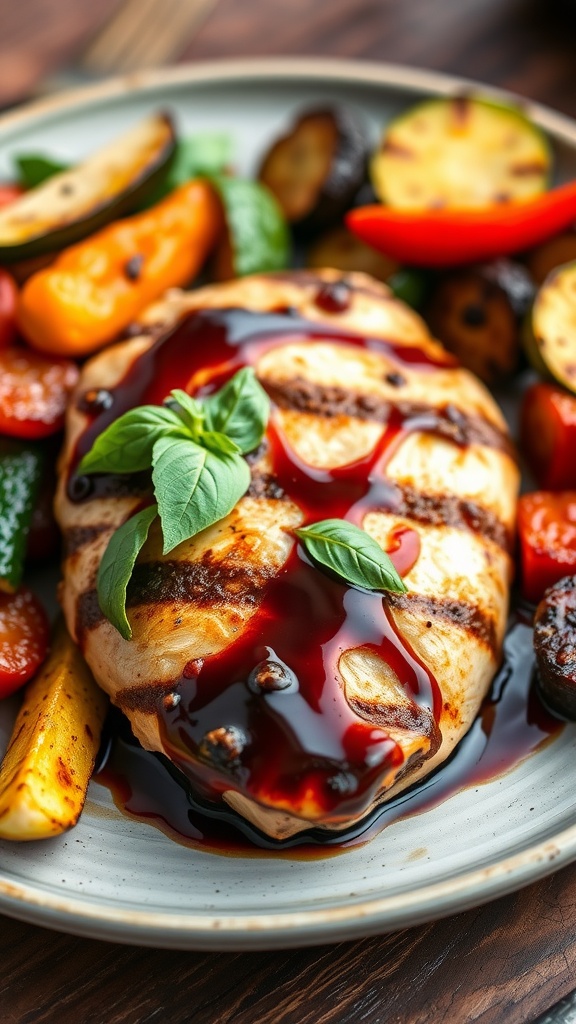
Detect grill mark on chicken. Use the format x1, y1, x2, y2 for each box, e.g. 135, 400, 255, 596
64, 523, 110, 557
246, 470, 286, 501
347, 695, 441, 755
386, 483, 512, 552
117, 681, 180, 715
75, 589, 105, 644
388, 592, 498, 652
264, 377, 513, 456
126, 552, 278, 609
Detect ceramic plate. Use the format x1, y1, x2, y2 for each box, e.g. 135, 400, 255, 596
1, 58, 576, 951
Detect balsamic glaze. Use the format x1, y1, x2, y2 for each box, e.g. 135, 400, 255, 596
73, 306, 512, 835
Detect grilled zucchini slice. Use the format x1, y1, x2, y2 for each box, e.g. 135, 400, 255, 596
371, 97, 550, 210
528, 261, 576, 393
0, 112, 176, 262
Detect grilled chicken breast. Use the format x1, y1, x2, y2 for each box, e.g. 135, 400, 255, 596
55, 269, 519, 840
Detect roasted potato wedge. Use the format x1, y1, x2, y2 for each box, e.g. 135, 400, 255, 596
0, 621, 108, 840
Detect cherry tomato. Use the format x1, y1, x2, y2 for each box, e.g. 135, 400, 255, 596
0, 269, 18, 350
521, 383, 576, 490
518, 492, 576, 603
0, 184, 23, 208
0, 587, 49, 698
0, 348, 79, 439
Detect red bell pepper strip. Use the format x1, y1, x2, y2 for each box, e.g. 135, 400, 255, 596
521, 383, 576, 490
0, 586, 49, 698
0, 347, 79, 439
518, 491, 576, 603
0, 269, 18, 350
346, 180, 576, 267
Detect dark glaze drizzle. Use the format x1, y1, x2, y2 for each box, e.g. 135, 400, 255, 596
71, 306, 501, 826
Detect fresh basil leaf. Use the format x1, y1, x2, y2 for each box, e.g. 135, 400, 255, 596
166, 389, 204, 437
14, 153, 69, 189
295, 519, 408, 593
200, 431, 241, 456
152, 436, 250, 554
97, 505, 157, 641
79, 405, 189, 475
211, 175, 290, 277
203, 367, 270, 454
145, 134, 232, 205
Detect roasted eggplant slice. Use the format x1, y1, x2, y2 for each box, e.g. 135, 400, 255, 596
371, 97, 550, 210
425, 268, 519, 383
0, 112, 176, 262
258, 106, 368, 234
307, 225, 398, 282
534, 575, 576, 720
528, 261, 576, 393
525, 232, 576, 285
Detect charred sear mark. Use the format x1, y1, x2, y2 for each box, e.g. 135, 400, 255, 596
381, 140, 414, 158
510, 161, 548, 176
64, 523, 110, 557
126, 552, 277, 609
347, 695, 441, 756
265, 377, 514, 456
117, 681, 182, 715
67, 469, 150, 504
387, 484, 512, 551
75, 589, 105, 641
247, 470, 286, 501
388, 592, 498, 653
451, 95, 470, 126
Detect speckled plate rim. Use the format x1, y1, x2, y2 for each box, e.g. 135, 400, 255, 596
0, 56, 575, 950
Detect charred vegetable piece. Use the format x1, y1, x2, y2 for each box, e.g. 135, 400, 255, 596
371, 96, 550, 210
307, 225, 398, 282
0, 441, 43, 592
0, 268, 17, 349
518, 491, 576, 603
528, 261, 576, 394
0, 348, 78, 438
534, 575, 576, 719
425, 268, 519, 383
17, 180, 221, 357
0, 620, 108, 839
0, 587, 49, 699
258, 106, 368, 234
0, 112, 176, 262
525, 232, 576, 285
211, 176, 290, 280
521, 383, 576, 490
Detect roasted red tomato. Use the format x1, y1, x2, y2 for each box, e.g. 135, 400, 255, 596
0, 587, 49, 698
521, 383, 576, 490
0, 269, 18, 350
0, 348, 79, 439
518, 492, 576, 603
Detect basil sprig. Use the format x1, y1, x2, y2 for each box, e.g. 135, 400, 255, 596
80, 369, 269, 640
295, 519, 407, 594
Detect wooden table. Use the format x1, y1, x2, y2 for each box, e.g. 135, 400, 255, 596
1, 1, 576, 1021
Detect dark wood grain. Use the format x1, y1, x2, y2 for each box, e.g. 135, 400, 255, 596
2, 1, 576, 1021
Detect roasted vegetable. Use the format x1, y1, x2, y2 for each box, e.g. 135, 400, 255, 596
534, 575, 576, 719
211, 176, 290, 280
0, 621, 107, 840
307, 225, 398, 282
258, 106, 368, 234
0, 268, 17, 348
371, 96, 550, 210
17, 179, 221, 357
0, 112, 176, 262
425, 268, 519, 383
0, 348, 78, 437
525, 232, 576, 285
521, 383, 576, 490
0, 587, 49, 698
346, 181, 576, 268
527, 261, 576, 393
518, 491, 576, 603
0, 441, 43, 592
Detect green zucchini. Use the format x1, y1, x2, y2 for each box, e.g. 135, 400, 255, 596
0, 441, 43, 593
371, 97, 550, 210
0, 112, 176, 262
527, 261, 576, 393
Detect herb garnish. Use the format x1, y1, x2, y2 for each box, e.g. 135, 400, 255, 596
80, 371, 408, 640
295, 519, 407, 595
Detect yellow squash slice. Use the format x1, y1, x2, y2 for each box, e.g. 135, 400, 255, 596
529, 261, 576, 394
0, 621, 108, 840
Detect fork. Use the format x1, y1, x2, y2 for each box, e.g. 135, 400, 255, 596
39, 0, 218, 92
